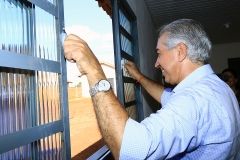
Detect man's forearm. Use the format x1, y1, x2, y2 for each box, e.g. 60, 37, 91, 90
139, 76, 165, 103
92, 92, 128, 159
87, 73, 129, 159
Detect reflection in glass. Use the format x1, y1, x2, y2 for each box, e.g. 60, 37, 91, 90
121, 34, 132, 56
38, 133, 62, 159
35, 6, 58, 61
36, 71, 60, 125
0, 68, 33, 134
119, 10, 131, 34
0, 132, 62, 159
0, 0, 31, 55
124, 83, 136, 103
0, 65, 61, 159
0, 67, 33, 159
126, 105, 137, 120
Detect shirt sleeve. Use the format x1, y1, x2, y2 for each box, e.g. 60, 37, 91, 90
120, 94, 199, 160
161, 88, 173, 106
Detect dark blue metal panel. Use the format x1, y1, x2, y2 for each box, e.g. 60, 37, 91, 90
87, 146, 110, 160
132, 20, 144, 122
112, 0, 125, 106
27, 0, 58, 18
0, 50, 61, 73
0, 120, 64, 154
57, 0, 72, 159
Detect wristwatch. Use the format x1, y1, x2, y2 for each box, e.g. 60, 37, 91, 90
89, 79, 111, 97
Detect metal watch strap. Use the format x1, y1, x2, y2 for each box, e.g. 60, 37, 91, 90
89, 86, 98, 97
89, 79, 111, 97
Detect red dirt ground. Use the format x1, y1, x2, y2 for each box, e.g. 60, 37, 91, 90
68, 87, 105, 160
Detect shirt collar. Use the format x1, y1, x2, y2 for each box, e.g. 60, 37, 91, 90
173, 64, 214, 93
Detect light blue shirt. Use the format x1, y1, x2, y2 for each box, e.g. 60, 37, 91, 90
120, 64, 240, 160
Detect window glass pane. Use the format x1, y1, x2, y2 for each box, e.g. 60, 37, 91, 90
126, 105, 137, 120
38, 133, 62, 159
0, 67, 34, 135
124, 82, 136, 103
121, 34, 132, 56
36, 71, 60, 125
0, 68, 60, 133
0, 0, 32, 55
119, 10, 131, 34
0, 143, 31, 159
0, 132, 62, 159
35, 6, 58, 61
122, 58, 131, 78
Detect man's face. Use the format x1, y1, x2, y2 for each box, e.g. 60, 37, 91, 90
155, 33, 179, 85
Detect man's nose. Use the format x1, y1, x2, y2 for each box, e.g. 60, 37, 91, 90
155, 57, 160, 68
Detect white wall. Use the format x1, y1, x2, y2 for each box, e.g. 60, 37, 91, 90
81, 76, 89, 97
211, 42, 240, 74
81, 64, 116, 97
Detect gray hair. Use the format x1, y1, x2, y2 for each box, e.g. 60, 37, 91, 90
159, 19, 212, 64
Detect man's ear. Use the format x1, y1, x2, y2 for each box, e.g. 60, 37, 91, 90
176, 42, 187, 62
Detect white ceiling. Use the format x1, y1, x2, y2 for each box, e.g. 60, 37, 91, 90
144, 0, 240, 45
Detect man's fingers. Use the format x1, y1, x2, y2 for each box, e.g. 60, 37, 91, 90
65, 34, 88, 45
64, 39, 84, 48
62, 34, 101, 77
67, 59, 76, 63
63, 44, 80, 53
66, 34, 82, 41
64, 52, 76, 63
64, 47, 81, 63
123, 62, 131, 68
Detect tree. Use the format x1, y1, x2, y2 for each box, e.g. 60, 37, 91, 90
76, 82, 81, 87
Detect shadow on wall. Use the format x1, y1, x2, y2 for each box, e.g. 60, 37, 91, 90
142, 89, 161, 113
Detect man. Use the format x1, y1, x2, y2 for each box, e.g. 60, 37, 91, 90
221, 68, 240, 105
64, 19, 240, 159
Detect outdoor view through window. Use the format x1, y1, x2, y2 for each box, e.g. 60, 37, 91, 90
63, 1, 115, 159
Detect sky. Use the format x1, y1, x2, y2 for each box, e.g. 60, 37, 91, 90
63, 0, 114, 85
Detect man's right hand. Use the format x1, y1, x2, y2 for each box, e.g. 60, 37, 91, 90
63, 34, 104, 80
123, 61, 143, 81
124, 61, 165, 103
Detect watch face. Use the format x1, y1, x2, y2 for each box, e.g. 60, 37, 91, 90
98, 80, 111, 91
